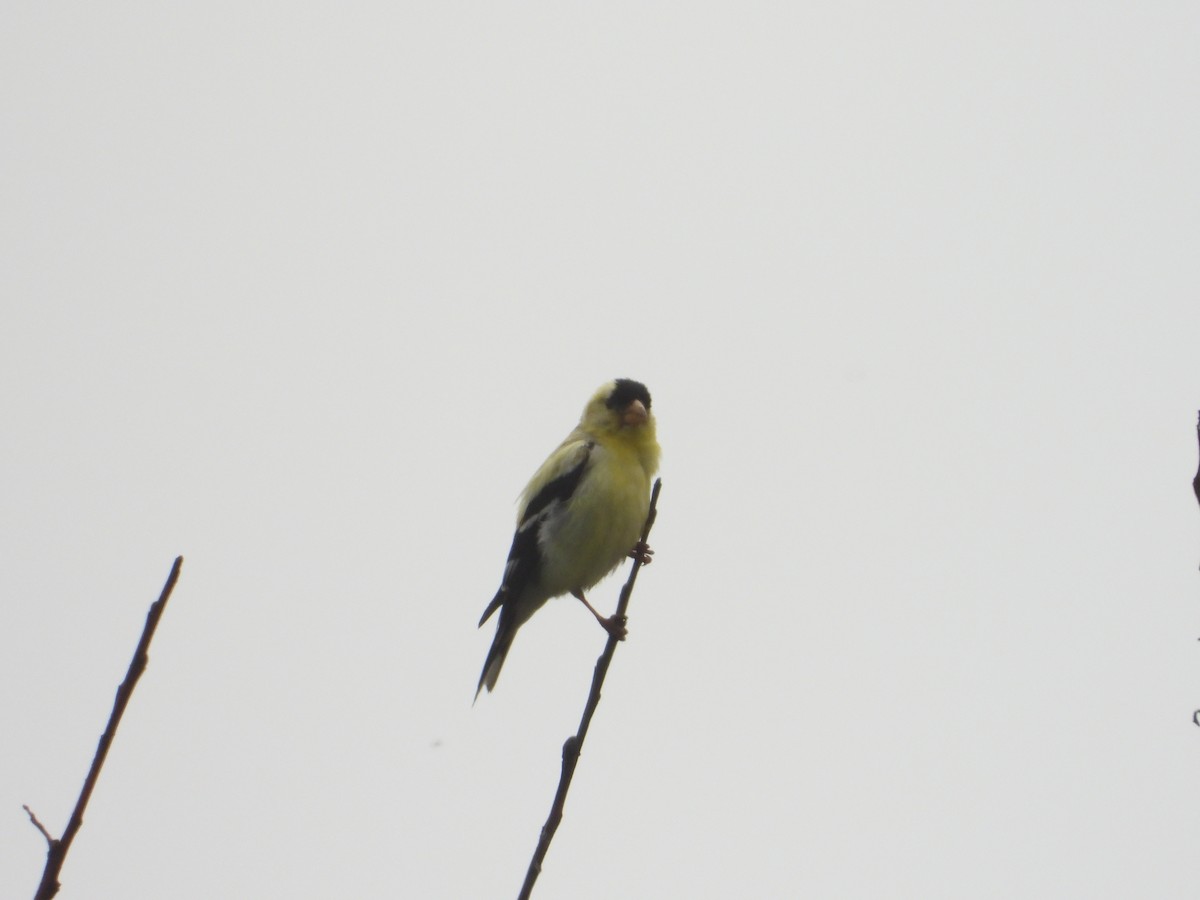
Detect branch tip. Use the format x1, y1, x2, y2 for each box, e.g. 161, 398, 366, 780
29, 557, 183, 900
23, 805, 55, 847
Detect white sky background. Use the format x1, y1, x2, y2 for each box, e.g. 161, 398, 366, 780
2, 2, 1198, 897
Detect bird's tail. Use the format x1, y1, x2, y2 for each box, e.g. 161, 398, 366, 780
475, 624, 515, 701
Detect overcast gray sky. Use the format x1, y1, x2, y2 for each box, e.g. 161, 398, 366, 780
3, 2, 1199, 898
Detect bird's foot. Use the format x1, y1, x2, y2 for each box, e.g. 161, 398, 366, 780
599, 614, 628, 641
629, 541, 654, 566
573, 590, 629, 640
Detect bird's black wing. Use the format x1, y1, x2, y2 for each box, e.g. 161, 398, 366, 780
477, 440, 594, 627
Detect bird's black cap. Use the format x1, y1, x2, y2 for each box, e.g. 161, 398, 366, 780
606, 379, 652, 412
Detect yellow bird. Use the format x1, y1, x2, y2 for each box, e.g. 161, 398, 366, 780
476, 379, 661, 698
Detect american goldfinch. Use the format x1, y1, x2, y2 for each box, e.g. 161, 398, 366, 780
476, 378, 661, 698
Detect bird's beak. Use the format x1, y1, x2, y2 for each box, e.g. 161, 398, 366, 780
622, 399, 648, 427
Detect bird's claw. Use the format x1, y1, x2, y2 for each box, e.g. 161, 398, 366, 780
629, 541, 654, 566
601, 614, 628, 641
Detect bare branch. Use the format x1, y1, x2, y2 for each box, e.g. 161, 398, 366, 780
518, 480, 662, 900
28, 556, 183, 900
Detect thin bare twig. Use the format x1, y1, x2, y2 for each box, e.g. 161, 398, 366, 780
1194, 414, 1200, 726
27, 556, 183, 900
1194, 411, 1200, 510
23, 805, 53, 846
517, 479, 662, 900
